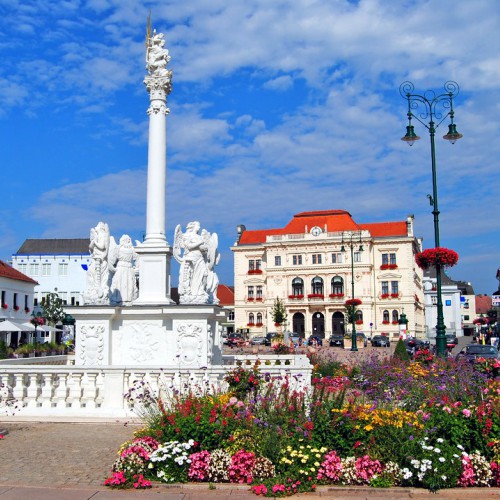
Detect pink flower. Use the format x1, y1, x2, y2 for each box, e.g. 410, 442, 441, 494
443, 406, 452, 414
252, 484, 268, 495
462, 409, 471, 418
272, 484, 285, 494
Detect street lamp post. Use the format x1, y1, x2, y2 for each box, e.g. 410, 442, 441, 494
400, 81, 463, 358
341, 231, 363, 352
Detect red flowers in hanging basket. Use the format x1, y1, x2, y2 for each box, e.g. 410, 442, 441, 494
473, 317, 488, 325
1, 304, 8, 309
345, 298, 362, 307
415, 247, 459, 270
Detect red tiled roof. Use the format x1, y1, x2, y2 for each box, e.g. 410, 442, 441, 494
476, 295, 492, 315
359, 221, 408, 238
0, 260, 38, 284
217, 284, 234, 306
237, 210, 408, 244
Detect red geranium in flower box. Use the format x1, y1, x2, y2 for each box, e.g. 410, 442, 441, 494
255, 323, 263, 327
248, 269, 263, 275
355, 320, 363, 325
247, 322, 255, 327
256, 298, 263, 301
345, 298, 362, 307
247, 297, 254, 301
308, 294, 324, 299
391, 293, 399, 298
388, 264, 398, 269
289, 294, 304, 299
381, 294, 390, 299
25, 307, 30, 313
415, 247, 459, 270
392, 320, 398, 325
382, 320, 390, 325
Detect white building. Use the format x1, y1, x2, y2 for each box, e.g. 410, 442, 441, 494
231, 210, 425, 342
0, 259, 37, 345
422, 269, 463, 339
11, 239, 90, 307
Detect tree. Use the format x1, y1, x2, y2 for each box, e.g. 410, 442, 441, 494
41, 292, 66, 326
393, 338, 410, 362
271, 298, 287, 327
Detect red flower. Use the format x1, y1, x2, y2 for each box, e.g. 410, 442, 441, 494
415, 247, 459, 270
1, 304, 8, 310
345, 298, 362, 307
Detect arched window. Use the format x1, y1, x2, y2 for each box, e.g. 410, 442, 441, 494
292, 277, 304, 296
256, 312, 263, 325
383, 310, 390, 323
356, 310, 363, 322
331, 276, 344, 295
392, 310, 399, 323
248, 313, 255, 326
311, 276, 324, 295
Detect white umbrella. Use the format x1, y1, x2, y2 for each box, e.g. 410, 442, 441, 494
0, 320, 25, 332
19, 322, 36, 331
39, 325, 63, 332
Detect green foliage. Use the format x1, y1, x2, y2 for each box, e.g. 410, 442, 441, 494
41, 292, 66, 326
0, 340, 8, 359
393, 339, 410, 362
271, 298, 287, 326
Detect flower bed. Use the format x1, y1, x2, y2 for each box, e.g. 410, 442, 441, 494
106, 353, 500, 495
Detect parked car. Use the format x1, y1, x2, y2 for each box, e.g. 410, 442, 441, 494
446, 334, 458, 348
264, 332, 278, 346
289, 333, 302, 345
371, 335, 390, 347
307, 335, 323, 346
329, 333, 344, 347
404, 338, 430, 356
455, 344, 499, 362
250, 336, 267, 346
226, 333, 245, 347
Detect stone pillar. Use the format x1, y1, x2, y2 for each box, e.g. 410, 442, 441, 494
135, 29, 175, 305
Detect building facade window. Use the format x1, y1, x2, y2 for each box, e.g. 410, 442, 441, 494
431, 295, 438, 305
331, 253, 343, 263
248, 313, 255, 325
391, 281, 399, 295
41, 263, 51, 276
256, 312, 263, 325
275, 255, 281, 266
256, 286, 263, 299
58, 263, 68, 276
331, 276, 344, 295
392, 310, 399, 323
18, 263, 27, 274
59, 292, 68, 305
70, 292, 80, 306
292, 255, 303, 265
356, 310, 363, 322
354, 252, 361, 263
255, 259, 261, 270
29, 263, 39, 276
228, 311, 235, 321
312, 254, 322, 264
292, 277, 304, 296
248, 260, 255, 271
381, 281, 389, 295
1, 290, 6, 307
383, 310, 390, 323
13, 293, 18, 309
382, 253, 397, 265
247, 286, 254, 299
311, 276, 324, 295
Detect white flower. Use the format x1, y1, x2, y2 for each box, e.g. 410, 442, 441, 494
441, 475, 447, 480
437, 438, 444, 443
434, 448, 441, 454
457, 444, 464, 450
439, 457, 446, 463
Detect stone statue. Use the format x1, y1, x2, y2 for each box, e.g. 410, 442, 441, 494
146, 30, 171, 77
109, 235, 139, 306
83, 222, 113, 305
173, 221, 220, 305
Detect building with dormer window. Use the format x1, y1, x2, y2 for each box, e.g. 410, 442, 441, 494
231, 210, 425, 342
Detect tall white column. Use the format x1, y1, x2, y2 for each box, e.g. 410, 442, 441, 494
134, 30, 174, 305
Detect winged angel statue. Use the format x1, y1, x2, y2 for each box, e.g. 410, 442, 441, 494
173, 221, 220, 305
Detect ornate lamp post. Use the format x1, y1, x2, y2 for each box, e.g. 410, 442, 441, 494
341, 231, 363, 352
400, 81, 463, 357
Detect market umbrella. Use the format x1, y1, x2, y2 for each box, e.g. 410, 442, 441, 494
0, 320, 26, 332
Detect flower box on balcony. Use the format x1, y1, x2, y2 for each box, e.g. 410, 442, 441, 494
255, 298, 263, 302
329, 293, 344, 299
13, 305, 20, 311
391, 293, 399, 298
380, 264, 398, 270
288, 294, 304, 299
247, 323, 255, 327
382, 320, 390, 325
247, 297, 254, 301
381, 294, 390, 299
248, 269, 263, 275
255, 323, 263, 327
1, 304, 8, 309
307, 294, 324, 299
355, 320, 363, 325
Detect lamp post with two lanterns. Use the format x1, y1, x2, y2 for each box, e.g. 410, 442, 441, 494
399, 81, 463, 357
341, 231, 364, 352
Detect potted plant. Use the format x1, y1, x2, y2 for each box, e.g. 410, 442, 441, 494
270, 298, 287, 346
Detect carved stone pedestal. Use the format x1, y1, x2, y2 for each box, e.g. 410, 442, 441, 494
70, 304, 225, 368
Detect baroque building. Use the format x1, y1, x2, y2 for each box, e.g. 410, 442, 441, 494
231, 210, 425, 341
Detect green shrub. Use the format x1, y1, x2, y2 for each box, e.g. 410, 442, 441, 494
393, 339, 410, 361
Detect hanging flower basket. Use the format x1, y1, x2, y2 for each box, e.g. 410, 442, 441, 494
415, 247, 459, 270
345, 298, 362, 307
1, 304, 8, 309
473, 317, 488, 325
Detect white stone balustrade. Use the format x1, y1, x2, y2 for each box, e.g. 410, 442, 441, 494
0, 355, 312, 420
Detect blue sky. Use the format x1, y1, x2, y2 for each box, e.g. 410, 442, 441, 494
1, 0, 499, 294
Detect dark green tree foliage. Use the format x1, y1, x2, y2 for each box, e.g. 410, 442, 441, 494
393, 338, 410, 362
